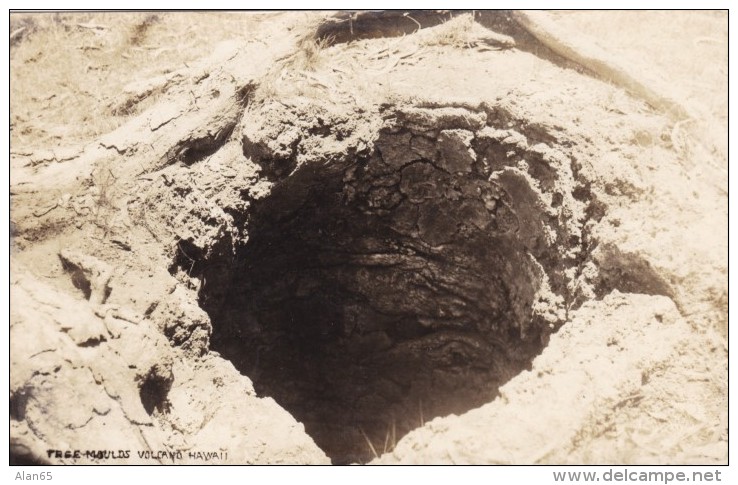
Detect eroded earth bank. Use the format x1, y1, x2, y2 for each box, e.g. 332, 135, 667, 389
10, 11, 727, 464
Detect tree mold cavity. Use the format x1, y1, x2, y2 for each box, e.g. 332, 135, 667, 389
194, 105, 592, 464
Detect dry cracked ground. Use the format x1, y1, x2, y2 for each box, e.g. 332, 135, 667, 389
9, 11, 727, 465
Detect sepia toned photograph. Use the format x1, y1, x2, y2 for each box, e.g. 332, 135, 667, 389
9, 9, 727, 467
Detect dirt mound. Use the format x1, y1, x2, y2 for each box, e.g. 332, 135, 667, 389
10, 11, 726, 465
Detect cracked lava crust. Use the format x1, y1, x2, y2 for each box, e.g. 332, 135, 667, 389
173, 105, 592, 464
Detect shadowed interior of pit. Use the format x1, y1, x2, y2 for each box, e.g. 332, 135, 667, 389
199, 136, 556, 463
170, 102, 595, 463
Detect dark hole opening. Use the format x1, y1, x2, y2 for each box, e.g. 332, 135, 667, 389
10, 390, 29, 421
59, 259, 92, 300
203, 149, 552, 463
139, 373, 172, 415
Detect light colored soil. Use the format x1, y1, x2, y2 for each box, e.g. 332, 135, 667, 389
10, 12, 273, 149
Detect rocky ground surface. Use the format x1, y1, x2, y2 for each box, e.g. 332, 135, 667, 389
9, 11, 727, 465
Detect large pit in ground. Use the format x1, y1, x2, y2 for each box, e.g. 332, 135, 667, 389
179, 105, 591, 464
